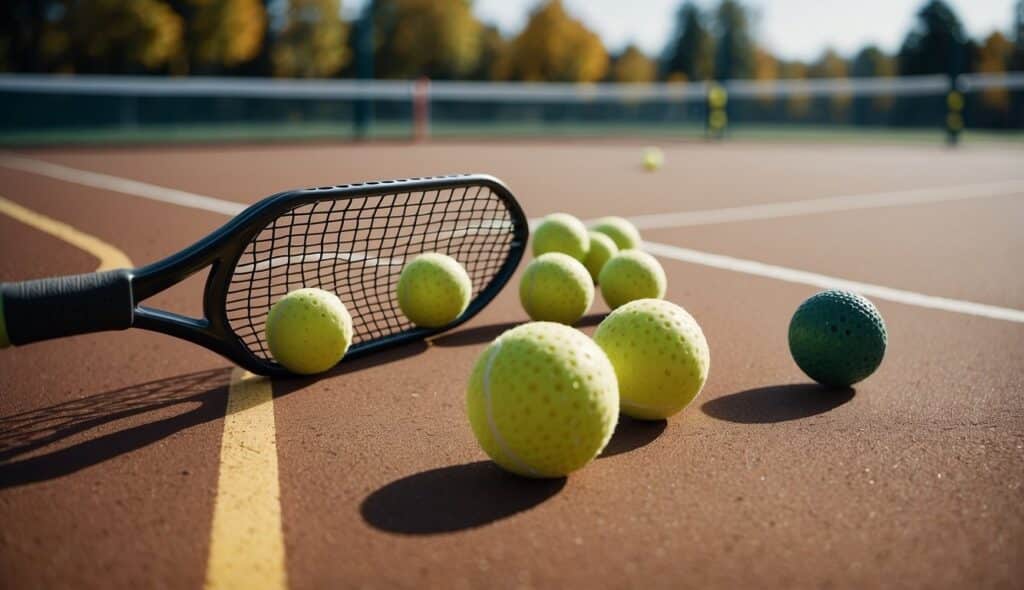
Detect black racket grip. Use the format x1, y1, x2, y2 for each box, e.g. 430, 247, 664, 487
0, 269, 134, 346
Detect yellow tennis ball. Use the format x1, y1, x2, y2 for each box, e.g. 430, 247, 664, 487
594, 299, 709, 420
520, 252, 594, 325
532, 213, 590, 260
265, 288, 353, 375
590, 216, 642, 250
397, 252, 472, 328
598, 249, 667, 309
582, 231, 619, 283
642, 146, 664, 171
466, 322, 619, 478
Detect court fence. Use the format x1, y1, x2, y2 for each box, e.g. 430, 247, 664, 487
1, 72, 1022, 145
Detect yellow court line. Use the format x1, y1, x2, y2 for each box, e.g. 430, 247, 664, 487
205, 368, 288, 590
0, 195, 132, 270
0, 194, 287, 587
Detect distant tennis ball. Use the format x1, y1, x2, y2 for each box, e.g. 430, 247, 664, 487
466, 322, 619, 478
519, 253, 594, 325
397, 252, 472, 328
590, 216, 642, 250
532, 213, 590, 260
594, 299, 710, 420
582, 231, 619, 283
788, 290, 887, 387
265, 288, 353, 375
598, 250, 667, 309
642, 146, 664, 171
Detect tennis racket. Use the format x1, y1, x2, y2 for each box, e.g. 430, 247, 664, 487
0, 174, 528, 376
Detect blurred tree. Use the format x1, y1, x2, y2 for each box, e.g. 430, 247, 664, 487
1013, 0, 1024, 70
470, 24, 507, 80
752, 46, 778, 107
897, 0, 968, 76
809, 48, 851, 121
272, 0, 349, 77
0, 2, 55, 72
851, 45, 897, 122
974, 31, 1014, 113
42, 0, 184, 73
713, 0, 755, 80
185, 0, 266, 72
495, 0, 608, 82
371, 0, 482, 79
612, 45, 656, 83
661, 2, 713, 81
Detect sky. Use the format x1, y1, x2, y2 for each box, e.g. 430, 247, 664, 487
345, 0, 1018, 61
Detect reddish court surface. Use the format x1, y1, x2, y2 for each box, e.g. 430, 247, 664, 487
0, 140, 1022, 589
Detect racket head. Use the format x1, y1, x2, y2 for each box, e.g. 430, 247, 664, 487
136, 174, 528, 376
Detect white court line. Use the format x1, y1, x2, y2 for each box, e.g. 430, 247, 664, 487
645, 242, 1024, 323
3, 153, 1022, 323
624, 179, 1024, 230
0, 154, 247, 216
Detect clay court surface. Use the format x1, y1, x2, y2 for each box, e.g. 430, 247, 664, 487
0, 140, 1022, 589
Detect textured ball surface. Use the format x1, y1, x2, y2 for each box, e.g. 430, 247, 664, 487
594, 299, 709, 420
466, 322, 619, 478
397, 253, 472, 328
519, 253, 594, 325
532, 213, 589, 260
583, 231, 618, 283
265, 288, 353, 375
598, 249, 667, 309
643, 146, 664, 171
788, 290, 887, 387
590, 216, 642, 250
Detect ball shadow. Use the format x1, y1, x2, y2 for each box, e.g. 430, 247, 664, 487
575, 312, 607, 328
430, 321, 522, 347
431, 313, 608, 348
360, 461, 565, 535
600, 416, 667, 457
701, 383, 855, 424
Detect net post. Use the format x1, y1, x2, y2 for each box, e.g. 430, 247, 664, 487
353, 0, 375, 141
413, 77, 431, 142
945, 76, 964, 147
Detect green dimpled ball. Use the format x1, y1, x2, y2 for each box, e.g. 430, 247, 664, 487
520, 253, 594, 325
583, 231, 619, 283
466, 322, 620, 478
265, 288, 353, 375
594, 299, 710, 420
590, 216, 642, 250
532, 213, 589, 260
598, 249, 667, 309
397, 253, 472, 328
788, 290, 887, 387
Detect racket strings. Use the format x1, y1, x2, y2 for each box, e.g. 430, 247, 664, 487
226, 184, 516, 362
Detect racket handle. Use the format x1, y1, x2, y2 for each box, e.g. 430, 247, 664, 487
0, 269, 134, 347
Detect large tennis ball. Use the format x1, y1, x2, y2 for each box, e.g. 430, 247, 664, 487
594, 299, 710, 420
598, 250, 667, 309
532, 213, 589, 261
788, 290, 887, 387
520, 253, 594, 325
265, 288, 353, 375
582, 231, 619, 283
397, 253, 472, 328
466, 322, 619, 478
590, 216, 641, 250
